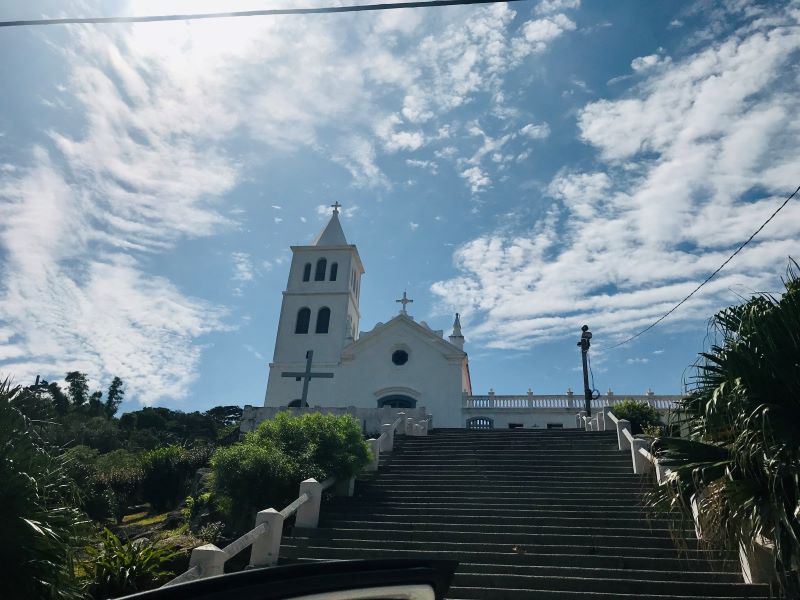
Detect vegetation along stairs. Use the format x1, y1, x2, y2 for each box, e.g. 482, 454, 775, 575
280, 428, 769, 599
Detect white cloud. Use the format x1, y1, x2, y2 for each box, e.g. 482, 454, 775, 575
630, 52, 671, 72
460, 166, 492, 194
626, 358, 650, 364
536, 0, 581, 15
274, 217, 283, 224
520, 122, 552, 140
432, 10, 800, 350
243, 344, 265, 361
231, 252, 255, 296
410, 222, 420, 231
406, 159, 439, 174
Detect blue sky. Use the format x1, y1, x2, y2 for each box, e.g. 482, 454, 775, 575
1, 0, 798, 415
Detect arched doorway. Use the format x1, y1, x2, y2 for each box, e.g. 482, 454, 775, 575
377, 395, 417, 409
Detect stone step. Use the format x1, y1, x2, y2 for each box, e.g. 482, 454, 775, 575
322, 501, 650, 516
278, 544, 740, 573
446, 586, 768, 600
336, 495, 644, 507
356, 485, 646, 497
319, 519, 687, 539
450, 572, 767, 597
291, 527, 688, 549
454, 562, 742, 582
320, 512, 686, 530
367, 473, 644, 482
281, 537, 736, 561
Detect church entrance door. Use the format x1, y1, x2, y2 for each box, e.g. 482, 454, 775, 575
377, 395, 417, 409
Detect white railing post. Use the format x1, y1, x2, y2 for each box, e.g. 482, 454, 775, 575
295, 478, 322, 528
617, 419, 632, 451
249, 509, 284, 567
631, 438, 651, 474
396, 412, 406, 434
405, 417, 414, 435
655, 460, 669, 484
366, 438, 380, 471
419, 419, 428, 436
578, 411, 587, 430
380, 423, 394, 451
334, 475, 355, 497
189, 544, 226, 578
597, 408, 607, 431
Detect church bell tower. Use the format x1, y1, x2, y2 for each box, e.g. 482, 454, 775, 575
264, 203, 364, 406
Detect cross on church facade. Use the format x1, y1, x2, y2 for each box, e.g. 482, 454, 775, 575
396, 291, 413, 315
281, 350, 334, 407
330, 201, 342, 214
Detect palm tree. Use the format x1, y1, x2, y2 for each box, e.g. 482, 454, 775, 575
0, 380, 87, 599
648, 261, 800, 596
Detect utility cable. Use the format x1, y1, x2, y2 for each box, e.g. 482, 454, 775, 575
0, 0, 527, 28
608, 184, 800, 350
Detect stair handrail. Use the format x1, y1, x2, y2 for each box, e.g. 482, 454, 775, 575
163, 471, 345, 586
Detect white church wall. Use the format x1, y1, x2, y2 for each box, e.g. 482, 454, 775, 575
338, 323, 465, 428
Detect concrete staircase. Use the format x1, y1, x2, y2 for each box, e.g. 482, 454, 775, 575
281, 428, 770, 599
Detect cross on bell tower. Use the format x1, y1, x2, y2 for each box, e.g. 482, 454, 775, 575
396, 291, 413, 315
330, 201, 342, 215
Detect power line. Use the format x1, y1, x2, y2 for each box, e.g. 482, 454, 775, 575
0, 0, 527, 28
608, 184, 800, 350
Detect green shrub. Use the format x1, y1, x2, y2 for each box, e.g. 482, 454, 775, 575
251, 412, 371, 480
140, 445, 212, 511
97, 466, 143, 523
611, 398, 661, 434
83, 528, 175, 599
211, 412, 370, 531
211, 442, 296, 531
197, 521, 225, 544
0, 382, 86, 599
140, 446, 189, 511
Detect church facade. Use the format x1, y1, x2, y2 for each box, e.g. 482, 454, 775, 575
251, 205, 680, 431
262, 205, 472, 428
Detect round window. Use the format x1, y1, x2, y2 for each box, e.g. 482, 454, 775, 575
391, 349, 409, 366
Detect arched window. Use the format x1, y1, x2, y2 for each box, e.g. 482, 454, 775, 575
315, 307, 331, 334
315, 258, 327, 281
295, 307, 311, 334
329, 262, 338, 281
302, 263, 311, 282
467, 417, 494, 430
377, 395, 417, 408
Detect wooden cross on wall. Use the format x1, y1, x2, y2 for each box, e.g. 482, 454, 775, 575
281, 350, 334, 407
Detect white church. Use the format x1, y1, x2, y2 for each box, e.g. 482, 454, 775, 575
240, 205, 679, 432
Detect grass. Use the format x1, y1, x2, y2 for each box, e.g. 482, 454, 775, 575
122, 511, 169, 526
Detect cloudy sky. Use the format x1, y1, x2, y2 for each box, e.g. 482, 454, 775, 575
1, 0, 798, 414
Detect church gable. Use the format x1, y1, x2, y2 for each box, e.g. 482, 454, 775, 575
343, 314, 465, 362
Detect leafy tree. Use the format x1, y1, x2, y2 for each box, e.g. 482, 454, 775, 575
105, 376, 125, 418
212, 412, 369, 531
204, 405, 243, 427
648, 261, 800, 595
0, 380, 86, 599
88, 391, 104, 417
611, 398, 661, 434
65, 371, 89, 409
48, 381, 70, 416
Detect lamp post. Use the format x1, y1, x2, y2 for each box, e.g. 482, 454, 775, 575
577, 325, 592, 416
